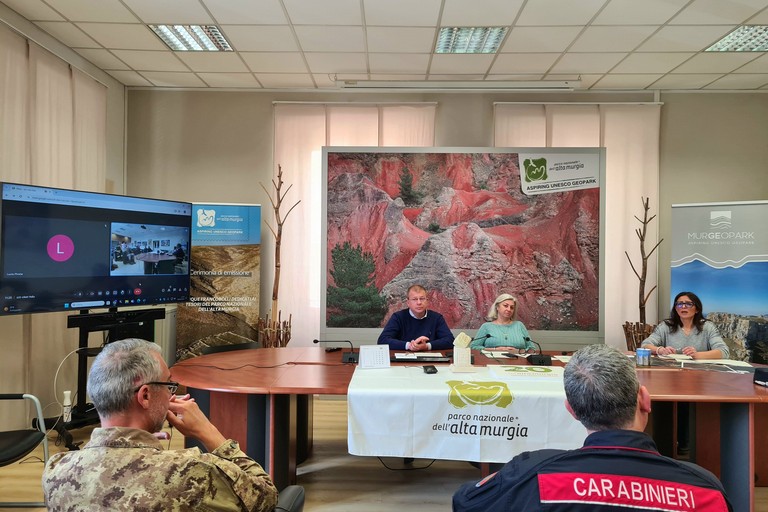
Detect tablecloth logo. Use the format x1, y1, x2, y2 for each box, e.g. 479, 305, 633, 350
500, 366, 555, 373
445, 380, 514, 409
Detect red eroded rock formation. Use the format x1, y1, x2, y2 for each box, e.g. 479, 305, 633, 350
325, 151, 599, 330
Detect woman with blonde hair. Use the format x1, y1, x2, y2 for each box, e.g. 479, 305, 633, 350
471, 293, 534, 351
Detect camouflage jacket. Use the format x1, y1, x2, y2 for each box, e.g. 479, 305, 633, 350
42, 427, 278, 512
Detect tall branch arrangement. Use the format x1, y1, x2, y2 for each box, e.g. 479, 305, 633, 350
258, 164, 300, 347
624, 197, 663, 324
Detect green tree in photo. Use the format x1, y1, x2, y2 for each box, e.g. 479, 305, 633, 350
398, 166, 422, 205
327, 242, 386, 327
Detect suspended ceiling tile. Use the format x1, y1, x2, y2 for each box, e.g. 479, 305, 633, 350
637, 25, 736, 52
283, 0, 361, 25
294, 26, 365, 52
141, 71, 208, 87
256, 73, 315, 88
705, 73, 768, 89
175, 52, 250, 73
651, 73, 723, 89
612, 52, 695, 73
669, 0, 768, 25
34, 21, 100, 48
500, 26, 582, 53
591, 74, 663, 89
105, 69, 153, 86
203, 0, 288, 24
221, 25, 299, 52
673, 52, 762, 73
570, 26, 658, 52
366, 27, 435, 53
516, 0, 606, 26
197, 72, 261, 87
1, 0, 64, 21
429, 54, 495, 74
441, 0, 524, 26
44, 0, 138, 22
76, 23, 166, 50
75, 48, 130, 70
491, 53, 561, 74
122, 0, 213, 24
369, 53, 430, 74
241, 52, 308, 73
363, 0, 441, 26
592, 0, 688, 25
304, 52, 368, 74
736, 53, 768, 72
550, 53, 627, 74
111, 49, 187, 71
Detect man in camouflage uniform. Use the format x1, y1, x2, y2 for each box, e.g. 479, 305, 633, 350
43, 338, 278, 511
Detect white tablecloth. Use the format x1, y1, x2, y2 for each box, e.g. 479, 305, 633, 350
348, 365, 587, 463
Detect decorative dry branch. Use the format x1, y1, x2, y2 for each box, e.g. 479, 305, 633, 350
624, 197, 663, 324
259, 164, 301, 316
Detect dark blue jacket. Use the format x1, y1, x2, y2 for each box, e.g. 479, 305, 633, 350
453, 430, 732, 511
377, 309, 454, 351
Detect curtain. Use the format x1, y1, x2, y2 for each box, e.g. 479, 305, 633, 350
0, 24, 108, 427
494, 103, 661, 348
273, 103, 436, 345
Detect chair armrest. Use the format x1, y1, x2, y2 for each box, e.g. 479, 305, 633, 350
274, 485, 304, 512
0, 393, 49, 463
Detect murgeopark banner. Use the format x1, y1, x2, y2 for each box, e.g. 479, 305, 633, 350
671, 201, 768, 361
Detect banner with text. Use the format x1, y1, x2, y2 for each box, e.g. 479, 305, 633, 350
671, 201, 768, 361
348, 366, 586, 462
176, 203, 261, 361
518, 150, 601, 196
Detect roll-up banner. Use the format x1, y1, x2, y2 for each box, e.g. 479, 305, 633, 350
175, 203, 261, 361
671, 201, 768, 361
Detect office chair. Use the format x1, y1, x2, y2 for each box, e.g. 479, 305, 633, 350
0, 393, 49, 508
275, 485, 305, 512
622, 322, 654, 351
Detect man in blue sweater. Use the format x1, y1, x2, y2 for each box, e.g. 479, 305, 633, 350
377, 284, 454, 351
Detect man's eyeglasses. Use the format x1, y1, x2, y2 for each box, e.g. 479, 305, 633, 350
675, 301, 695, 309
134, 381, 179, 394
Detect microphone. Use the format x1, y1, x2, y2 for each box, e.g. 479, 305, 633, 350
525, 336, 552, 366
471, 333, 491, 342
313, 339, 358, 364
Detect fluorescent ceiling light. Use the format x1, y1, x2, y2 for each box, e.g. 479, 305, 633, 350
436, 27, 508, 54
335, 80, 579, 91
149, 25, 233, 51
705, 25, 768, 51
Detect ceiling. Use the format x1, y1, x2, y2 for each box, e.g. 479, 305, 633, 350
3, 0, 768, 91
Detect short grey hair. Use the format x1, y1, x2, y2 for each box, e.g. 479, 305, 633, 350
563, 344, 639, 431
486, 293, 517, 321
87, 338, 163, 418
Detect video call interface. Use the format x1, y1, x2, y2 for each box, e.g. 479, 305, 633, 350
0, 183, 192, 315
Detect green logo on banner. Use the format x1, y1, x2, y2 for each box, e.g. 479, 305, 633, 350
446, 380, 514, 409
523, 158, 548, 182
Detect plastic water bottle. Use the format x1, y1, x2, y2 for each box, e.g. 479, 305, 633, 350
62, 390, 72, 423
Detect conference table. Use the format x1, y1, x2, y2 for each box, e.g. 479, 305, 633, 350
171, 347, 768, 511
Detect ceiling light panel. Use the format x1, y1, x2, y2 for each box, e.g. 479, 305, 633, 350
706, 26, 768, 52
150, 25, 233, 51
436, 27, 508, 54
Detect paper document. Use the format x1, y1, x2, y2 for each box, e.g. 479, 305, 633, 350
659, 354, 693, 360
393, 352, 445, 360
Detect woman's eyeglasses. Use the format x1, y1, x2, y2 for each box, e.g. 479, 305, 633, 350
134, 381, 179, 394
675, 301, 695, 309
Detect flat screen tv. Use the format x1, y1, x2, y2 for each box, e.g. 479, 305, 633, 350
0, 182, 192, 315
